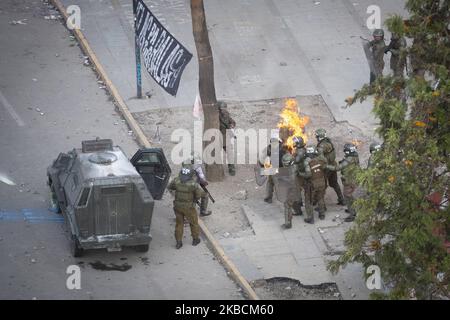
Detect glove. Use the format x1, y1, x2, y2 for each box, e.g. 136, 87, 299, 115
200, 179, 208, 187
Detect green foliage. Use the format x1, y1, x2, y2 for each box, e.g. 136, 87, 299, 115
329, 0, 450, 299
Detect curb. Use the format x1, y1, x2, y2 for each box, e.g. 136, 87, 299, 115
50, 0, 259, 300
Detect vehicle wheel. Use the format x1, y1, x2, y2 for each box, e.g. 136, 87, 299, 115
71, 238, 84, 257
135, 244, 149, 253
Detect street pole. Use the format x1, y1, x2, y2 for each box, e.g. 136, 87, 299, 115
133, 0, 142, 99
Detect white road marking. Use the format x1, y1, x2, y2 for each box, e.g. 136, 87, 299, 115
0, 173, 16, 186
0, 90, 25, 127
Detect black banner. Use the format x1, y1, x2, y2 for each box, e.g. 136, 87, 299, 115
134, 0, 192, 96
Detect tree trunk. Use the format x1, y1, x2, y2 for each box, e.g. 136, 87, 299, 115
191, 0, 224, 182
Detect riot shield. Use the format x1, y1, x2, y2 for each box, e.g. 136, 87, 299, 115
272, 166, 301, 203
363, 40, 375, 74
254, 164, 268, 186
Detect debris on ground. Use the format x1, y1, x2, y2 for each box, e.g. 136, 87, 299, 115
44, 15, 61, 20
88, 261, 132, 272
253, 277, 341, 300
10, 19, 27, 25
231, 190, 248, 200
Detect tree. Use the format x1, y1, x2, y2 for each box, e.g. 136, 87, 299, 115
329, 1, 449, 299
191, 0, 224, 182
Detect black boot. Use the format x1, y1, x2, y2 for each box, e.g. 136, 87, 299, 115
344, 215, 355, 222
192, 238, 201, 246
292, 201, 303, 216
264, 197, 272, 204
200, 210, 212, 216
228, 164, 236, 176
176, 241, 183, 249
304, 217, 314, 224
337, 199, 346, 206
281, 222, 292, 229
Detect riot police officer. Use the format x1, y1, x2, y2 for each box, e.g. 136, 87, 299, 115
298, 145, 328, 224
385, 32, 406, 78
218, 101, 237, 176
315, 128, 345, 206
168, 167, 205, 249
293, 136, 306, 215
327, 143, 360, 222
183, 153, 211, 216
368, 29, 386, 83
368, 142, 381, 168
280, 153, 297, 229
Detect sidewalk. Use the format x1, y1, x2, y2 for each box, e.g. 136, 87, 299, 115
220, 200, 371, 299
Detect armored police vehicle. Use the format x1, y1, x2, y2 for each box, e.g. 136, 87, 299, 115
47, 139, 171, 257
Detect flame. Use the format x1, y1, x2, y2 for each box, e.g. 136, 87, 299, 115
277, 98, 309, 152
352, 139, 363, 147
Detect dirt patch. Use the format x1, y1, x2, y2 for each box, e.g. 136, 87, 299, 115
133, 95, 373, 237
252, 277, 342, 300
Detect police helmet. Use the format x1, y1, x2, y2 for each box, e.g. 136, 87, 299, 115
315, 128, 327, 141
373, 29, 384, 38
282, 153, 294, 167
179, 167, 194, 182
343, 143, 358, 155
217, 100, 227, 109
369, 142, 381, 153
293, 136, 305, 149
305, 145, 317, 157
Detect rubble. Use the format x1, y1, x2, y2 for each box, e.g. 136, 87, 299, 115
231, 190, 248, 200
44, 15, 61, 20
10, 19, 27, 25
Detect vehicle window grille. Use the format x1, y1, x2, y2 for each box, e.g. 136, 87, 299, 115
78, 187, 91, 207
101, 186, 127, 195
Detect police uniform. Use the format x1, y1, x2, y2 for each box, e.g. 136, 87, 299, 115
327, 146, 360, 222
368, 29, 386, 83
386, 34, 406, 77
168, 173, 205, 248
316, 136, 345, 205
298, 150, 328, 223
183, 160, 211, 216
218, 101, 236, 175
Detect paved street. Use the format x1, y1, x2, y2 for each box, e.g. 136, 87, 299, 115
0, 0, 241, 300
60, 0, 406, 135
